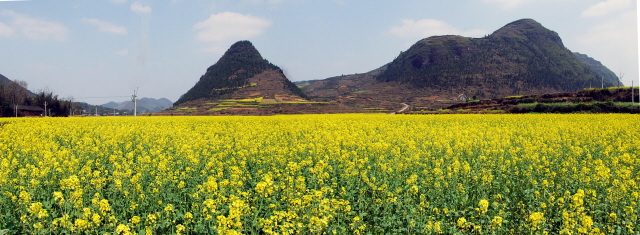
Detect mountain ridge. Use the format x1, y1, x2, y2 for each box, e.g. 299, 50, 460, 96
163, 41, 365, 115
174, 41, 305, 105
375, 18, 610, 98
297, 18, 618, 112
101, 97, 173, 113
573, 52, 620, 86
0, 73, 36, 97
0, 74, 11, 84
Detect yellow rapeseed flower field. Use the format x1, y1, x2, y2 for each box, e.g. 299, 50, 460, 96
0, 114, 638, 234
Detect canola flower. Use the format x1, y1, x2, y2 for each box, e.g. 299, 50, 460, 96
0, 114, 638, 234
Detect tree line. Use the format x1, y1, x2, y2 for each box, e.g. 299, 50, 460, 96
0, 80, 73, 117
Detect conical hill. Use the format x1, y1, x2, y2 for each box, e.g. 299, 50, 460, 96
175, 41, 305, 105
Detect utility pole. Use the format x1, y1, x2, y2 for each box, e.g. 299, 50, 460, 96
15, 105, 17, 117
132, 88, 138, 119
95, 106, 97, 116
44, 101, 47, 117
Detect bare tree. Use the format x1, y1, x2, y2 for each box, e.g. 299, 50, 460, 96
15, 80, 28, 101
15, 79, 28, 90
618, 71, 624, 88
6, 80, 28, 105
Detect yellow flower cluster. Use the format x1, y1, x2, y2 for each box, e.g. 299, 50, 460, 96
0, 114, 638, 234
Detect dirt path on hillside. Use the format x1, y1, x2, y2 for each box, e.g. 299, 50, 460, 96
390, 103, 410, 114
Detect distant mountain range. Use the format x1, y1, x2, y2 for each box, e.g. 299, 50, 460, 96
3, 72, 172, 115
101, 97, 173, 113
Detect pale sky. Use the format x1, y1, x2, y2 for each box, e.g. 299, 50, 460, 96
0, 0, 637, 104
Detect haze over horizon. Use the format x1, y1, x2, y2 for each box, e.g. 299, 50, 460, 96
0, 0, 637, 105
